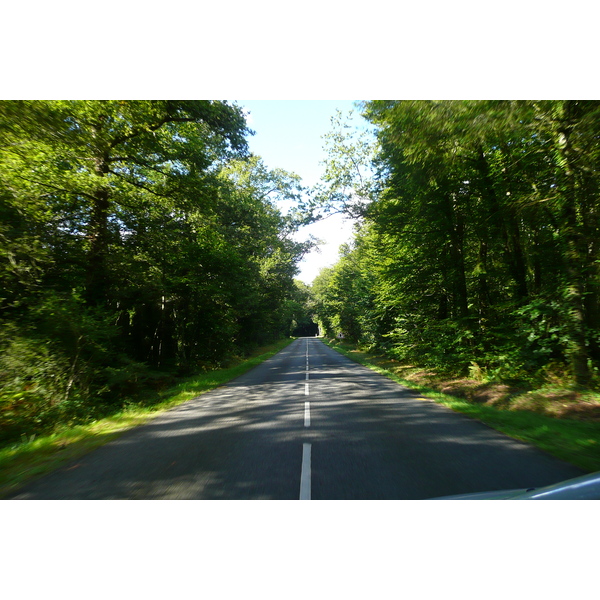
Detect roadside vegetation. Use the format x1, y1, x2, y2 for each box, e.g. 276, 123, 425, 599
0, 338, 293, 498
312, 102, 600, 392
325, 338, 600, 473
0, 100, 313, 455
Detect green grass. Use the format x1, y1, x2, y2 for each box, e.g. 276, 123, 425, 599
0, 338, 294, 498
325, 339, 600, 473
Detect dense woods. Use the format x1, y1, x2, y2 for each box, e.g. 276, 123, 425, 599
312, 101, 600, 389
3, 99, 600, 449
0, 100, 308, 445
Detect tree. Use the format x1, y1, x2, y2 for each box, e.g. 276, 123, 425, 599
1, 100, 250, 305
310, 109, 378, 220
0, 101, 311, 443
313, 100, 600, 384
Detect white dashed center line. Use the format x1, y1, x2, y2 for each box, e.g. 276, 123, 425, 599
300, 339, 312, 499
299, 443, 311, 500
305, 338, 310, 395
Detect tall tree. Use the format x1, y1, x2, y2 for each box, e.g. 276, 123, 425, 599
313, 100, 600, 384
1, 100, 250, 305
0, 101, 311, 444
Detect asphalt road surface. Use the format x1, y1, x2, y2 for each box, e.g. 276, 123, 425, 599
10, 338, 584, 499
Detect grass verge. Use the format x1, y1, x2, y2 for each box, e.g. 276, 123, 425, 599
0, 338, 294, 498
324, 339, 600, 473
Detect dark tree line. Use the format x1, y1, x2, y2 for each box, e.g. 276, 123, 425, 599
312, 101, 600, 388
0, 100, 308, 444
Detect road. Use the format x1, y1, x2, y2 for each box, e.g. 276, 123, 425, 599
10, 338, 583, 499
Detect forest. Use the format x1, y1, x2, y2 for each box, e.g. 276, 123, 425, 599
311, 100, 600, 394
0, 100, 311, 446
3, 99, 600, 450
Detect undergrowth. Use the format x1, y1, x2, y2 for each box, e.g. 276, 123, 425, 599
0, 338, 294, 498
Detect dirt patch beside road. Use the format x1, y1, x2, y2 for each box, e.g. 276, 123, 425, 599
333, 343, 600, 423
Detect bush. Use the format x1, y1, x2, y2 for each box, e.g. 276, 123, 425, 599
0, 293, 154, 446
0, 332, 72, 443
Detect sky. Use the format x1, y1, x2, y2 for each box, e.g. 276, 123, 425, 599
234, 100, 366, 285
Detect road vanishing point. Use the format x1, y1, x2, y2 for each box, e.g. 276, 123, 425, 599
10, 338, 583, 500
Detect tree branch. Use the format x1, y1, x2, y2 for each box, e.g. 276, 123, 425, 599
108, 169, 170, 198
108, 114, 199, 150
14, 174, 97, 201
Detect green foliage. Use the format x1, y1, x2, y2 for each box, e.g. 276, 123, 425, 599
277, 280, 315, 336
0, 101, 309, 445
309, 225, 380, 345
0, 182, 51, 310
312, 100, 600, 388
0, 292, 153, 444
309, 109, 378, 220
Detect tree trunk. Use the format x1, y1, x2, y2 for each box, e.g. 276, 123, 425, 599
555, 101, 591, 386
443, 192, 469, 320
475, 148, 528, 302
476, 239, 490, 320
506, 215, 528, 301
85, 151, 111, 306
